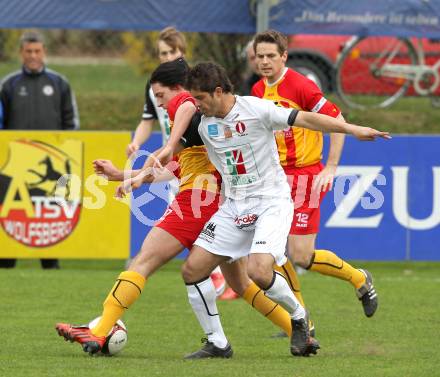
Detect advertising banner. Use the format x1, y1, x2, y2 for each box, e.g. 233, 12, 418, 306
0, 0, 254, 34
131, 133, 440, 261
271, 0, 440, 38
319, 135, 440, 261
1, 0, 439, 38
0, 130, 131, 259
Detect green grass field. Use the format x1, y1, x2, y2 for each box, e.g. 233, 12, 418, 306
1, 51, 438, 377
1, 260, 439, 377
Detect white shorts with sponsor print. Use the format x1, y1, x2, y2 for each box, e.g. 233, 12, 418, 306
194, 196, 293, 266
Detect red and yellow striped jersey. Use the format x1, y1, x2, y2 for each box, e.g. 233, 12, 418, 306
251, 68, 340, 169
167, 91, 220, 194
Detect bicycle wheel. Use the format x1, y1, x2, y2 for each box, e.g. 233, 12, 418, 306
336, 36, 418, 109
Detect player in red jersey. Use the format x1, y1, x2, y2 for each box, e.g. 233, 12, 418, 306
124, 26, 227, 296
252, 30, 378, 319
56, 58, 221, 355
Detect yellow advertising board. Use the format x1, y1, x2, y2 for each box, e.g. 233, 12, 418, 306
0, 131, 131, 259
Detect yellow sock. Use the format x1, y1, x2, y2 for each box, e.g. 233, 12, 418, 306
242, 281, 292, 336
91, 271, 146, 337
274, 259, 306, 307
309, 250, 366, 289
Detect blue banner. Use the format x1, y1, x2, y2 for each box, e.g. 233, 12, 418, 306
271, 0, 440, 38
130, 133, 440, 261
319, 135, 440, 261
130, 135, 169, 258
2, 0, 440, 37
0, 0, 254, 34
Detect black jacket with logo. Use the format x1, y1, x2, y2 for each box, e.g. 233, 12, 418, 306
0, 66, 79, 130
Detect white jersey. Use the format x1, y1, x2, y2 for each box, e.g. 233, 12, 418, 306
142, 85, 178, 198
198, 96, 294, 200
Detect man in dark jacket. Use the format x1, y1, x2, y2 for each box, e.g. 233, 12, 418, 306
0, 30, 79, 269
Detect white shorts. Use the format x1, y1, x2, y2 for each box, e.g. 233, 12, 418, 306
194, 196, 293, 266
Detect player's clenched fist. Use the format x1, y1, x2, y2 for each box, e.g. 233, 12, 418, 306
93, 159, 123, 181
114, 175, 143, 198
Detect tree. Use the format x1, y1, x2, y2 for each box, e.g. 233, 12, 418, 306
122, 31, 252, 93
193, 33, 252, 94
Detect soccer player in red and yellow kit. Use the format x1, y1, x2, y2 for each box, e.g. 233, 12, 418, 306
55, 59, 311, 357
252, 30, 378, 318
125, 26, 227, 297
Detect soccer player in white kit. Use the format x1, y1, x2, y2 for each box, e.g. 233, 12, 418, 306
156, 62, 389, 358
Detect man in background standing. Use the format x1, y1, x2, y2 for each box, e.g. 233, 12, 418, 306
242, 39, 261, 95
126, 27, 187, 157
0, 30, 79, 269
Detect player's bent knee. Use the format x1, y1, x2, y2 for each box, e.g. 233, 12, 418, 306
250, 275, 271, 289
181, 261, 201, 284
299, 251, 315, 268
247, 264, 272, 288
293, 253, 312, 268
290, 244, 314, 268
225, 278, 248, 296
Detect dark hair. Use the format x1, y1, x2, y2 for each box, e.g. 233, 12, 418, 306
253, 29, 288, 55
158, 26, 186, 54
20, 31, 45, 48
186, 62, 233, 94
150, 58, 189, 87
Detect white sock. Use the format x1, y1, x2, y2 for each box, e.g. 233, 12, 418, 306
186, 277, 228, 348
264, 272, 306, 321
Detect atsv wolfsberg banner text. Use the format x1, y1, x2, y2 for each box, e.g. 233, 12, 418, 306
0, 131, 131, 259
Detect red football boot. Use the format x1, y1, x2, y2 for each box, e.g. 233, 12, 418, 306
210, 271, 226, 297
219, 287, 240, 301
55, 323, 106, 355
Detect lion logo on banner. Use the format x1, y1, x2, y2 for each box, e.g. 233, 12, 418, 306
0, 139, 83, 247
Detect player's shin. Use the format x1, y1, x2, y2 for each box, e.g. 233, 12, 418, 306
243, 281, 292, 335
263, 271, 306, 320
186, 276, 228, 348
91, 270, 146, 337
309, 250, 365, 288
274, 259, 306, 307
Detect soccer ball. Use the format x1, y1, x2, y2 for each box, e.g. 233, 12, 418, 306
88, 317, 128, 356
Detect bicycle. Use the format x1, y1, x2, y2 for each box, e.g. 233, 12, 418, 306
335, 35, 440, 109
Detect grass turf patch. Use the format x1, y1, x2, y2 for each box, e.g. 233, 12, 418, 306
1, 61, 439, 134
1, 260, 439, 377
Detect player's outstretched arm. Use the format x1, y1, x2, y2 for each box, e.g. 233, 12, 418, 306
114, 165, 176, 198
140, 146, 166, 170
293, 111, 391, 141
126, 119, 154, 158
345, 123, 392, 141
92, 159, 142, 181
94, 147, 168, 184
155, 101, 197, 167
122, 143, 183, 187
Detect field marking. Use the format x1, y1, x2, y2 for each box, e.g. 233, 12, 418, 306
377, 276, 440, 283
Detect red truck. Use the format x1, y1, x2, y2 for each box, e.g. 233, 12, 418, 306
287, 34, 440, 96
